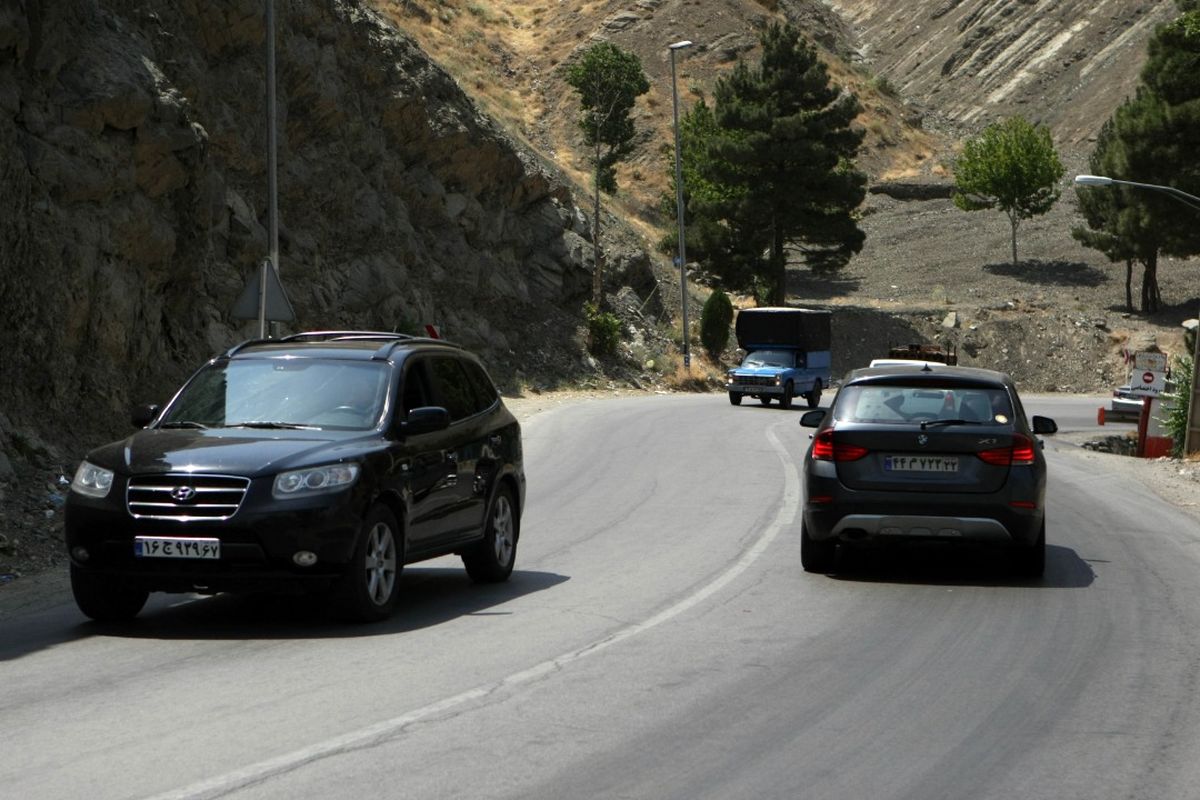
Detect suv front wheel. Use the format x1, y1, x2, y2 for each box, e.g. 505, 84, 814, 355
337, 505, 402, 622
71, 565, 149, 622
463, 484, 518, 583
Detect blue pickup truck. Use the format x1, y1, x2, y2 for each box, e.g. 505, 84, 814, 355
725, 307, 831, 409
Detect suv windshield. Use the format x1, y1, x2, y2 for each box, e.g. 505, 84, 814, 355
835, 384, 1013, 425
160, 358, 391, 431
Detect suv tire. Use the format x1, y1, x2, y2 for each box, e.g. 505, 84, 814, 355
338, 505, 402, 622
71, 565, 148, 622
463, 484, 518, 583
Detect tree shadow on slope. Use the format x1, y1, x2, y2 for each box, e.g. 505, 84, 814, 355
787, 270, 863, 301
983, 259, 1108, 287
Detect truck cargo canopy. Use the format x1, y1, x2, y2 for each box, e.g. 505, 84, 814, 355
735, 307, 831, 351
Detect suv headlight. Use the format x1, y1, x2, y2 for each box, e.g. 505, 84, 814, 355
273, 463, 360, 499
71, 461, 114, 498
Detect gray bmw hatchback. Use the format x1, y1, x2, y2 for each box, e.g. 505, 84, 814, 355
798, 364, 1057, 576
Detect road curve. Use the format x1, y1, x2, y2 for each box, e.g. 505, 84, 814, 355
2, 393, 1199, 800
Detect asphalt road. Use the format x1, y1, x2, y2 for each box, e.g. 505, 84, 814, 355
2, 393, 1197, 800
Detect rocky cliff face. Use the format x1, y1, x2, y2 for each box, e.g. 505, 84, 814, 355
0, 0, 638, 463
828, 0, 1176, 146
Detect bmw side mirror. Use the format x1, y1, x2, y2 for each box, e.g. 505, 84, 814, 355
131, 404, 160, 428
799, 409, 826, 428
401, 406, 450, 436
1032, 415, 1057, 435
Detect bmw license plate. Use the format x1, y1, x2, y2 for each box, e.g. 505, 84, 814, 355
134, 536, 221, 559
884, 455, 959, 473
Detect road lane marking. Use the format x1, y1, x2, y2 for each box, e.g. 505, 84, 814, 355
146, 425, 801, 800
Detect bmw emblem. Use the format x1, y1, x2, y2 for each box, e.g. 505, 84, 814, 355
171, 486, 197, 503
917, 434, 929, 447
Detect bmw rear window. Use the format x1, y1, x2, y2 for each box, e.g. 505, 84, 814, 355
834, 384, 1013, 425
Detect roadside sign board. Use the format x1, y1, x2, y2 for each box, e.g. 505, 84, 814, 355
1128, 369, 1166, 396
1133, 351, 1168, 372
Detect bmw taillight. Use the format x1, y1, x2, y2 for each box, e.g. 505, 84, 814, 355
977, 434, 1036, 466
812, 429, 869, 462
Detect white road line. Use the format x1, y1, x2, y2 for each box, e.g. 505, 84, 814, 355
146, 425, 801, 800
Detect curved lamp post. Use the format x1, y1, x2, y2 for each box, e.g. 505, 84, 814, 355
1074, 174, 1200, 454
670, 40, 694, 368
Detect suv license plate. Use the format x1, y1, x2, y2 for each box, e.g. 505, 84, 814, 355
134, 536, 221, 559
884, 455, 959, 473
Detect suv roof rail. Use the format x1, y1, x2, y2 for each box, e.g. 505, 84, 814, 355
222, 331, 459, 361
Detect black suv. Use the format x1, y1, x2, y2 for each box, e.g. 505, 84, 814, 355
64, 331, 525, 622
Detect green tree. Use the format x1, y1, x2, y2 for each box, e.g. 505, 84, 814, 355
1074, 2, 1200, 313
697, 23, 867, 305
699, 288, 734, 357
1071, 119, 1138, 311
565, 43, 650, 306
953, 116, 1064, 267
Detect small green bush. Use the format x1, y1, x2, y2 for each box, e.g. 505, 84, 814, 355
1162, 353, 1194, 457
700, 289, 734, 357
586, 303, 622, 357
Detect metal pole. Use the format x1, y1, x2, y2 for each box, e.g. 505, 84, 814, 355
264, 0, 279, 339
670, 41, 693, 369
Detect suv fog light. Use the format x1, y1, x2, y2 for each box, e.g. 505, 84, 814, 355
71, 546, 90, 562
293, 551, 318, 567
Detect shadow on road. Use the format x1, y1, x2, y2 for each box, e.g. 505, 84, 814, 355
826, 543, 1094, 589
0, 568, 569, 659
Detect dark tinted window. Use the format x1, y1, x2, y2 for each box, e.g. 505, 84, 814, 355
430, 357, 477, 422
834, 383, 1013, 424
401, 359, 433, 414
462, 360, 498, 411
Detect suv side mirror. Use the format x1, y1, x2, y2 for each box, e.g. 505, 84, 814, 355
131, 404, 160, 428
401, 406, 450, 436
1031, 415, 1057, 435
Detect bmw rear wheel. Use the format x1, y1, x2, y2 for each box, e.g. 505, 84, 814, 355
1013, 521, 1046, 578
801, 522, 837, 573
463, 484, 518, 583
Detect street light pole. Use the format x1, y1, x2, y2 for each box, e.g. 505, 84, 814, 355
1074, 174, 1200, 455
669, 40, 694, 369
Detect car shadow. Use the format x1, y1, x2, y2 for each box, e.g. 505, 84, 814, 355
0, 568, 569, 656
826, 543, 1094, 589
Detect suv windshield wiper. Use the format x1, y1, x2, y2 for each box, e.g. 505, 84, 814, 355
227, 421, 318, 430
159, 421, 209, 429
920, 418, 988, 430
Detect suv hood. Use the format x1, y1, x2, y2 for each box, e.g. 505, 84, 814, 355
88, 428, 376, 477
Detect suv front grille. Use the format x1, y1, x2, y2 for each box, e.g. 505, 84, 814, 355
127, 475, 251, 521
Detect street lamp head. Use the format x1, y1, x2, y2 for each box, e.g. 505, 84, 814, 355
669, 40, 694, 50
1073, 174, 1114, 187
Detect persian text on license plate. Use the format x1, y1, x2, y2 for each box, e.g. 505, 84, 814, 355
884, 455, 959, 473
134, 536, 221, 559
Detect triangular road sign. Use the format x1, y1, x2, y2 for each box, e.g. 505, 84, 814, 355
232, 260, 295, 322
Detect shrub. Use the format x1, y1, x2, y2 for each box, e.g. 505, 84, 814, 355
700, 289, 734, 357
1161, 353, 1194, 457
586, 303, 622, 357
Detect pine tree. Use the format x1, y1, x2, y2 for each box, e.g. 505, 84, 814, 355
700, 23, 866, 306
